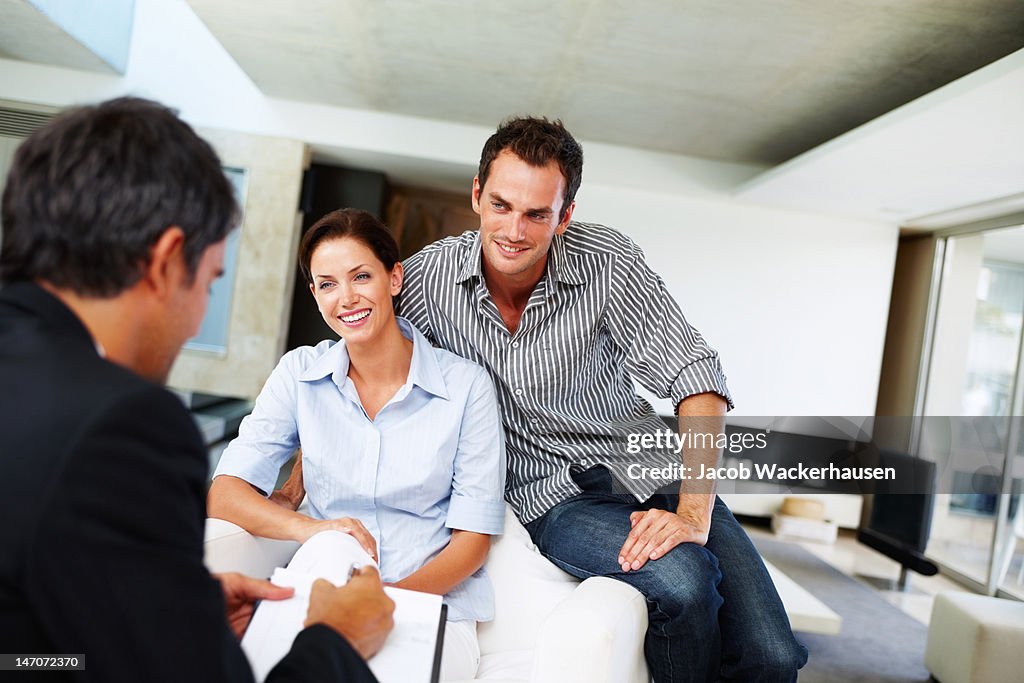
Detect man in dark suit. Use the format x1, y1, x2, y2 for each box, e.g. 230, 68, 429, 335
0, 97, 393, 681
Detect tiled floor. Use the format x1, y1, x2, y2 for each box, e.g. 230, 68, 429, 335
742, 523, 971, 625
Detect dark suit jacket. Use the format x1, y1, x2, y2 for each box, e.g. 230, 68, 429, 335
0, 282, 376, 682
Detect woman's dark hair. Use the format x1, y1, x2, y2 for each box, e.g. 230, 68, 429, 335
1, 97, 238, 296
298, 208, 400, 284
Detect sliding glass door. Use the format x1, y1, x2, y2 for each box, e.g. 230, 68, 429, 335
921, 224, 1024, 598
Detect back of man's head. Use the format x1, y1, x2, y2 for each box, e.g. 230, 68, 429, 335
0, 97, 238, 297
477, 116, 583, 221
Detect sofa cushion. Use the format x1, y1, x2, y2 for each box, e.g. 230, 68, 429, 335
476, 506, 580, 655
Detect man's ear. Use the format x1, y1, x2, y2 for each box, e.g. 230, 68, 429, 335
556, 200, 576, 235
390, 262, 405, 296
143, 227, 187, 299
471, 176, 482, 215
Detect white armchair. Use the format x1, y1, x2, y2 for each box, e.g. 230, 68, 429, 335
204, 505, 650, 683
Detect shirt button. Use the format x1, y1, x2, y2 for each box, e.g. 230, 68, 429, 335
511, 341, 520, 348
514, 388, 524, 396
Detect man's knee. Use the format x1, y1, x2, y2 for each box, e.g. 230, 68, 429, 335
740, 635, 808, 682
632, 544, 723, 617
768, 641, 807, 679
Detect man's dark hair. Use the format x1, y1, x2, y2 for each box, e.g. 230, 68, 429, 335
477, 116, 583, 221
298, 208, 400, 284
1, 97, 238, 296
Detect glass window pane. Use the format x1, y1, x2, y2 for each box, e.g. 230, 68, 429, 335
924, 226, 1024, 587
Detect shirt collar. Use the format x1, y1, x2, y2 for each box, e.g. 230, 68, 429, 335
454, 228, 586, 288
401, 317, 449, 399
455, 231, 484, 284
297, 316, 449, 400
547, 229, 585, 286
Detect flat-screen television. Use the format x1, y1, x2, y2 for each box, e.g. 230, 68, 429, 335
857, 449, 938, 576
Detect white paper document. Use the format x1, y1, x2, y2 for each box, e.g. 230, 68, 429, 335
241, 531, 444, 683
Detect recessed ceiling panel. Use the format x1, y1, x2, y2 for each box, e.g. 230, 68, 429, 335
187, 0, 1024, 165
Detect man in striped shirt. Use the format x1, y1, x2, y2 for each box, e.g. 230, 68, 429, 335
400, 117, 807, 682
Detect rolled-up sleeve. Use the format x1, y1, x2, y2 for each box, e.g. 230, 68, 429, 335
213, 355, 301, 496
605, 242, 734, 411
446, 366, 507, 534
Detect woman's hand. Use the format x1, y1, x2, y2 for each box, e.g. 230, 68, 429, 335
208, 476, 375, 564
299, 516, 378, 562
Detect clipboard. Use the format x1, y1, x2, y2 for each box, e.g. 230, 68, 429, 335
241, 532, 448, 683
429, 604, 448, 683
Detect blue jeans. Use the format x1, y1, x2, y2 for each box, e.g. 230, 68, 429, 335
524, 467, 808, 683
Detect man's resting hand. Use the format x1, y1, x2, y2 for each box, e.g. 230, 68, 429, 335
617, 507, 710, 572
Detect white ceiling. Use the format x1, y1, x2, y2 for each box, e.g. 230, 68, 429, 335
184, 0, 1024, 166
1, 0, 1021, 224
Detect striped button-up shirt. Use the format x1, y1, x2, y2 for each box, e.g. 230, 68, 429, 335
398, 221, 732, 523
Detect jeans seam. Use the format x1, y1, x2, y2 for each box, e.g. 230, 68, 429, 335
642, 598, 676, 682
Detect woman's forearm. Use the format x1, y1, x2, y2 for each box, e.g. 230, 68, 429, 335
392, 530, 491, 596
207, 474, 315, 542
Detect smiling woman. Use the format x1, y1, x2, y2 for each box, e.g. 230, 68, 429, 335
301, 211, 405, 368
207, 209, 508, 681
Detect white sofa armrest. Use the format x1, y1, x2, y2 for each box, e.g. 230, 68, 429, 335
531, 576, 649, 683
204, 517, 300, 578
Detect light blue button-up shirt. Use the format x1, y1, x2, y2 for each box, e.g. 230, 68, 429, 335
214, 318, 506, 621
